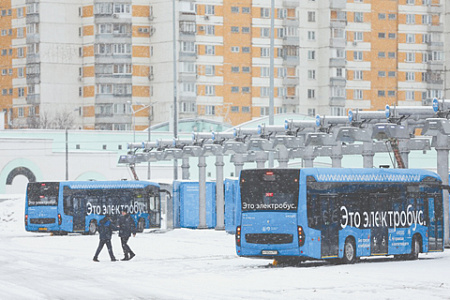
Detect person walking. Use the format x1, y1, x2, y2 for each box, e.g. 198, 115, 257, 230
93, 214, 117, 262
118, 207, 136, 261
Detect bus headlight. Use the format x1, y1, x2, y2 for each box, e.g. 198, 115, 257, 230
25, 214, 28, 226
236, 226, 241, 247
298, 226, 305, 247
58, 214, 62, 225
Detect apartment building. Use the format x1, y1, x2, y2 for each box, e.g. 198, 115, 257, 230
0, 0, 448, 130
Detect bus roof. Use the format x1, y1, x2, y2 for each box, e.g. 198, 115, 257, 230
52, 180, 160, 190
300, 168, 441, 183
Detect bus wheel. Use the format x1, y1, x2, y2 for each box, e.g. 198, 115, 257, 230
342, 238, 356, 264
88, 220, 97, 235
409, 236, 420, 260
137, 218, 145, 233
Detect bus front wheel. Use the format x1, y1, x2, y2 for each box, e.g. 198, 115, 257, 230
88, 220, 97, 235
342, 238, 356, 264
137, 218, 145, 233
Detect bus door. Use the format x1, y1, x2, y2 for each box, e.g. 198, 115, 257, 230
371, 194, 388, 255
319, 195, 340, 258
428, 196, 444, 251
72, 197, 86, 232
149, 193, 161, 228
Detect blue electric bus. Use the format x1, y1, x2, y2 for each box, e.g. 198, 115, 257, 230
25, 181, 161, 235
236, 168, 444, 264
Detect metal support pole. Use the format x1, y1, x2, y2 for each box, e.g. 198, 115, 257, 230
398, 139, 410, 169
198, 156, 207, 229
276, 147, 289, 168
362, 142, 375, 168
65, 129, 68, 180
215, 155, 225, 230
331, 144, 343, 168
147, 112, 151, 180
268, 0, 275, 168
172, 0, 178, 181
436, 133, 450, 247
231, 154, 245, 177
181, 157, 190, 180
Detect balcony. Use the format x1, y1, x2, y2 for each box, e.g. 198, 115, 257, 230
282, 18, 299, 27
330, 58, 346, 68
329, 96, 345, 106
178, 72, 197, 82
427, 61, 444, 72
282, 56, 299, 66
26, 14, 39, 24
179, 51, 197, 62
330, 38, 346, 48
26, 54, 40, 64
283, 0, 299, 7
330, 77, 346, 86
282, 96, 299, 106
26, 94, 40, 105
179, 12, 196, 22
282, 76, 298, 86
283, 36, 299, 47
330, 0, 346, 9
330, 19, 347, 28
26, 33, 40, 43
26, 74, 40, 85
179, 31, 196, 41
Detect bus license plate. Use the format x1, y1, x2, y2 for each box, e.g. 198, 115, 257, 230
262, 250, 278, 255
38, 228, 48, 231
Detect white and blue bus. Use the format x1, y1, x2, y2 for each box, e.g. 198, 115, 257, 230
25, 181, 161, 235
236, 168, 444, 264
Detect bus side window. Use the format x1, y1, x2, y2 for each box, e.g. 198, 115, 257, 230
64, 195, 73, 216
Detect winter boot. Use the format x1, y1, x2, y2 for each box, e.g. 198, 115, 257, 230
121, 254, 129, 261
93, 257, 99, 262
129, 253, 135, 260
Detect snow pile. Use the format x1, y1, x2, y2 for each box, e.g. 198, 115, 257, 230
0, 195, 24, 235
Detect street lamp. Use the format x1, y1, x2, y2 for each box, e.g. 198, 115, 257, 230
127, 100, 156, 179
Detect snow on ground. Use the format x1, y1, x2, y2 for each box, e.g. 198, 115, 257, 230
1, 196, 450, 300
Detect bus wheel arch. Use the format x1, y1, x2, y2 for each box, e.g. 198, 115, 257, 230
88, 220, 97, 235
342, 236, 356, 264
137, 218, 145, 233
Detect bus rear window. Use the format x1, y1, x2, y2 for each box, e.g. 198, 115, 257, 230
27, 183, 59, 206
240, 170, 299, 211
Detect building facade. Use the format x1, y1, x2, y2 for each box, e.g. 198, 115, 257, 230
0, 0, 448, 129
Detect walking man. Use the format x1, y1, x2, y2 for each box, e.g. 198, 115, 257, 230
93, 214, 117, 262
119, 207, 136, 261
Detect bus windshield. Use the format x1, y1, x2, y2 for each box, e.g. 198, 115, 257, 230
27, 182, 59, 206
240, 170, 299, 211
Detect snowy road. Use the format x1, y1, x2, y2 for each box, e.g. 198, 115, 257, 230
1, 198, 450, 300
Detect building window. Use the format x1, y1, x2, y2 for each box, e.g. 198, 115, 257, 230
181, 41, 195, 53
205, 65, 215, 75
406, 72, 415, 81
354, 12, 363, 22
406, 52, 415, 62
354, 32, 363, 41
205, 105, 215, 115
378, 13, 386, 20
406, 91, 415, 100
388, 33, 396, 39
378, 71, 386, 77
378, 52, 386, 58
378, 90, 386, 97
261, 67, 270, 77
231, 26, 239, 33
308, 70, 316, 80
242, 87, 250, 93
231, 86, 239, 93
205, 5, 215, 15
388, 71, 396, 77
242, 106, 250, 113
18, 107, 24, 117
260, 107, 269, 116
307, 11, 316, 22
353, 51, 363, 61
388, 52, 396, 58
231, 106, 239, 112
18, 87, 25, 97
260, 47, 270, 57
307, 89, 315, 99
261, 8, 270, 18
308, 50, 316, 60
354, 89, 363, 100
242, 27, 250, 34
205, 25, 215, 35
354, 70, 363, 80
242, 47, 250, 53
242, 67, 250, 73
406, 34, 415, 43
260, 28, 270, 38
308, 108, 316, 117
308, 31, 316, 41
378, 32, 385, 39
388, 90, 396, 97
406, 14, 415, 24
231, 46, 240, 53
388, 14, 396, 20
260, 87, 269, 97
205, 85, 215, 96
231, 6, 239, 13
242, 7, 250, 14
205, 45, 215, 55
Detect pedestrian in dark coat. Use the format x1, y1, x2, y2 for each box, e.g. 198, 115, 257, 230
118, 207, 136, 261
93, 214, 117, 262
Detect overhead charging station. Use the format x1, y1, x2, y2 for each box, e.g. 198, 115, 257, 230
119, 99, 450, 247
